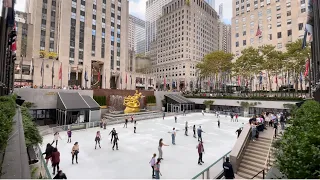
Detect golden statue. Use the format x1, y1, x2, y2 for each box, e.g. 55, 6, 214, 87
123, 90, 143, 113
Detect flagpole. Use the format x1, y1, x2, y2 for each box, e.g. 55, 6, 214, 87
60, 62, 62, 88
41, 59, 44, 88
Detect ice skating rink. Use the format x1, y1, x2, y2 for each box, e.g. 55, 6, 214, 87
41, 113, 248, 179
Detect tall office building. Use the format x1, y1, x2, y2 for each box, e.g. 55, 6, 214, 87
128, 15, 146, 55
231, 0, 308, 90
24, 0, 130, 89
219, 3, 223, 19
218, 22, 231, 53
145, 0, 172, 53
205, 0, 215, 9
153, 0, 219, 90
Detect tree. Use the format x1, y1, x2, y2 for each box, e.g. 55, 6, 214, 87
203, 100, 214, 109
237, 101, 261, 116
273, 100, 320, 179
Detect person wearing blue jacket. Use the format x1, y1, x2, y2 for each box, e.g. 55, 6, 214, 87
197, 126, 204, 142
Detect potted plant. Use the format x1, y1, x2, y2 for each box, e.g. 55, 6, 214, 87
203, 100, 214, 112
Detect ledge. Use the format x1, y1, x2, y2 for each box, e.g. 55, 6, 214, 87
1, 107, 31, 179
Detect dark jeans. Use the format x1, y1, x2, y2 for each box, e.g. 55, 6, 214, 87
72, 153, 78, 163
111, 135, 114, 142
51, 140, 58, 147
198, 135, 202, 142
113, 141, 118, 149
151, 166, 155, 177
95, 140, 100, 148
53, 162, 60, 174
134, 127, 136, 133
198, 153, 203, 163
185, 127, 188, 135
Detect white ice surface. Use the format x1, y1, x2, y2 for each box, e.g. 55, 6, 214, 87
41, 113, 247, 179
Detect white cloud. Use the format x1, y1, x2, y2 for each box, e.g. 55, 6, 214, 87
129, 0, 147, 20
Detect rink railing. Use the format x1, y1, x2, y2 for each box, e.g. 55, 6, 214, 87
34, 145, 52, 179
192, 150, 232, 179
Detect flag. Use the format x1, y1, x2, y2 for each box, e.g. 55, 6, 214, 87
76, 66, 79, 80
30, 58, 34, 75
68, 65, 71, 81
120, 73, 122, 84
237, 76, 241, 86
59, 63, 62, 80
304, 58, 310, 77
40, 59, 44, 77
125, 73, 128, 84
130, 75, 132, 85
84, 67, 88, 81
256, 25, 262, 37
97, 70, 101, 82
259, 72, 263, 84
52, 61, 55, 78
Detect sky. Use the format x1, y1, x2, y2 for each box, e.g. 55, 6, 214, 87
12, 0, 232, 24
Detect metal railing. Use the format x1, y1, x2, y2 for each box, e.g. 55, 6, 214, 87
192, 150, 231, 179
34, 145, 52, 179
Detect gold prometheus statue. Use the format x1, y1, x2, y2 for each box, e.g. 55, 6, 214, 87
123, 90, 143, 114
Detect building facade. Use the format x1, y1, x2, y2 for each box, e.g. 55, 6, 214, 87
205, 0, 215, 9
128, 15, 146, 55
21, 0, 145, 89
218, 21, 232, 53
152, 0, 219, 91
219, 3, 223, 19
231, 0, 308, 90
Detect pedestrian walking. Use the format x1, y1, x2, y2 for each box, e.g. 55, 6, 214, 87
223, 157, 235, 179
134, 121, 137, 133
174, 115, 177, 123
149, 153, 157, 179
51, 132, 62, 147
109, 128, 116, 143
185, 121, 188, 136
171, 128, 176, 145
196, 141, 204, 165
235, 128, 242, 138
53, 170, 67, 179
193, 125, 196, 138
197, 126, 204, 142
67, 129, 72, 143
71, 142, 79, 164
123, 118, 128, 128
218, 119, 220, 128
112, 133, 119, 150
95, 131, 101, 149
158, 138, 169, 160
154, 158, 162, 179
51, 148, 60, 175
42, 143, 54, 165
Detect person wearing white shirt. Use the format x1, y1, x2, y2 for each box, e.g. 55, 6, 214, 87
171, 128, 176, 145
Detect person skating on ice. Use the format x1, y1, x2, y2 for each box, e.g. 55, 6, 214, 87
197, 126, 205, 142
67, 129, 72, 143
51, 147, 60, 175
202, 110, 204, 116
216, 111, 220, 118
154, 158, 162, 179
109, 128, 116, 143
149, 153, 157, 179
235, 128, 242, 138
158, 138, 169, 160
95, 131, 102, 149
51, 132, 62, 147
131, 115, 134, 123
162, 112, 165, 120
42, 143, 54, 165
218, 119, 220, 128
112, 133, 119, 150
193, 125, 196, 138
183, 109, 186, 116
134, 121, 137, 133
71, 142, 79, 164
123, 118, 128, 128
185, 121, 189, 136
235, 113, 239, 122
230, 113, 234, 122
171, 128, 176, 145
197, 141, 205, 165
174, 115, 177, 123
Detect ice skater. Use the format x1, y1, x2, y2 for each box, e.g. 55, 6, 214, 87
95, 131, 101, 149
42, 143, 54, 165
123, 118, 128, 128
131, 115, 134, 123
174, 115, 177, 123
158, 138, 169, 160
67, 129, 72, 143
202, 110, 204, 116
193, 125, 196, 138
154, 158, 162, 179
185, 121, 188, 136
71, 142, 79, 164
236, 128, 242, 138
218, 119, 220, 128
112, 133, 119, 150
197, 141, 205, 165
134, 121, 137, 133
171, 128, 176, 145
51, 148, 60, 175
109, 128, 116, 143
235, 113, 239, 122
216, 111, 220, 118
197, 126, 205, 142
149, 153, 157, 178
162, 112, 165, 120
51, 132, 62, 147
183, 109, 186, 116
230, 113, 234, 122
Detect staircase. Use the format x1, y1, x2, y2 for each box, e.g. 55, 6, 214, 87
237, 133, 283, 179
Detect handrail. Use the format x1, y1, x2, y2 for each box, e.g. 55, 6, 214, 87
251, 169, 265, 179
192, 150, 231, 179
236, 126, 252, 159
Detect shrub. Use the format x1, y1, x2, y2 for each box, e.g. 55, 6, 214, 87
93, 96, 106, 106
146, 95, 156, 104
0, 95, 16, 151
20, 106, 43, 147
184, 95, 303, 101
273, 100, 320, 178
203, 100, 214, 108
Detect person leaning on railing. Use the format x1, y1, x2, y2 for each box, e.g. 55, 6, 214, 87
223, 157, 235, 179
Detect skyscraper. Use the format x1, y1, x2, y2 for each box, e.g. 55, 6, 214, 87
218, 22, 231, 53
219, 3, 223, 19
205, 0, 215, 9
129, 15, 146, 55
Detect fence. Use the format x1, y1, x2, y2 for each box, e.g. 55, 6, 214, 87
192, 150, 231, 179
33, 145, 52, 179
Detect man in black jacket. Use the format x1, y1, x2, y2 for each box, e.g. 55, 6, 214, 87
109, 128, 116, 143
53, 170, 67, 179
223, 157, 235, 179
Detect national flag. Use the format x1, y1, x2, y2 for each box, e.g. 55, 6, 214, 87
304, 58, 310, 77
40, 59, 44, 77
120, 72, 122, 84
59, 62, 62, 80
84, 67, 88, 81
256, 25, 262, 37
275, 75, 278, 85
130, 75, 132, 85
208, 79, 210, 87
52, 61, 55, 79
97, 70, 101, 82
11, 24, 17, 54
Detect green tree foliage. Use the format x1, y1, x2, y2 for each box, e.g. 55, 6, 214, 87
20, 106, 43, 147
237, 101, 261, 112
197, 51, 233, 77
146, 95, 156, 104
203, 100, 214, 108
0, 95, 16, 151
93, 96, 107, 106
274, 100, 320, 178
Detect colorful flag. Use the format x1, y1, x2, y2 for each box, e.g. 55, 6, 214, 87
40, 59, 44, 77
304, 58, 310, 77
52, 61, 55, 79
58, 62, 62, 80
256, 25, 262, 37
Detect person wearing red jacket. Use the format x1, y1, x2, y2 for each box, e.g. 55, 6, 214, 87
197, 141, 205, 165
51, 148, 60, 175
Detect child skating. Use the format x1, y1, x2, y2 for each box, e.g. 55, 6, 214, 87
95, 131, 101, 149
67, 129, 72, 143
149, 153, 157, 179
193, 125, 196, 138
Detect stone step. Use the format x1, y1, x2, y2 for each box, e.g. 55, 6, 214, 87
242, 154, 266, 165
237, 167, 264, 179
241, 158, 266, 171
250, 142, 270, 149
245, 148, 267, 157
243, 151, 266, 162
257, 137, 272, 143
246, 146, 269, 154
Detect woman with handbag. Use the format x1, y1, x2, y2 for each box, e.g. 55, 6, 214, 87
71, 142, 79, 164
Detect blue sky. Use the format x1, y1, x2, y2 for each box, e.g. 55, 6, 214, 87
129, 0, 232, 24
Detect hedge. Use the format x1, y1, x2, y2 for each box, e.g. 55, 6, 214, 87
184, 95, 303, 101
93, 96, 107, 106
146, 95, 156, 104
0, 95, 16, 151
20, 106, 43, 147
